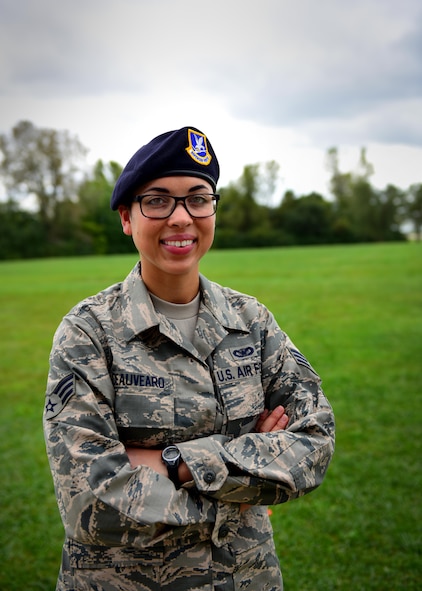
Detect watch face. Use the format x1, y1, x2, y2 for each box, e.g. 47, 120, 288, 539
163, 446, 180, 461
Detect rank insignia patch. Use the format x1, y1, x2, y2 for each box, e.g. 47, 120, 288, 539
45, 374, 75, 419
185, 128, 212, 165
289, 348, 317, 375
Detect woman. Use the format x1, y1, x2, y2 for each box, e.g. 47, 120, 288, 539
44, 126, 335, 590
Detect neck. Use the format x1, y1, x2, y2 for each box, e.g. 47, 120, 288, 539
141, 266, 200, 304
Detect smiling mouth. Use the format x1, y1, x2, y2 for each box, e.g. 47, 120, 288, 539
162, 239, 195, 247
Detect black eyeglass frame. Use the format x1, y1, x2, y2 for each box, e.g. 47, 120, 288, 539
133, 193, 220, 219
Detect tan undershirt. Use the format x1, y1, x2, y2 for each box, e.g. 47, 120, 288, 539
149, 291, 200, 341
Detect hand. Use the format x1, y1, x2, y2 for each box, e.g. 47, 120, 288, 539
255, 405, 289, 433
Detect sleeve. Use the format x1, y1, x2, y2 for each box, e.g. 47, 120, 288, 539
43, 314, 216, 549
177, 310, 335, 506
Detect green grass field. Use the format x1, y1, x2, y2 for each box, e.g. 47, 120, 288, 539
0, 242, 421, 590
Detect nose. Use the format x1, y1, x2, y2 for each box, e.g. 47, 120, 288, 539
168, 201, 193, 226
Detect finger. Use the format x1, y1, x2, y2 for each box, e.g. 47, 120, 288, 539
257, 406, 286, 433
274, 413, 289, 430
255, 409, 270, 431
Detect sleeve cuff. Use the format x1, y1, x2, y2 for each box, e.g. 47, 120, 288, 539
177, 435, 230, 493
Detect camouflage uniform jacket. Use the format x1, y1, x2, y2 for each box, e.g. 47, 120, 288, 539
44, 263, 335, 590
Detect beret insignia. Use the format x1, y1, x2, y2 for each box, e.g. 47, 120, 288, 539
185, 128, 212, 165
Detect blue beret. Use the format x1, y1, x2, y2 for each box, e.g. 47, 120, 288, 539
110, 126, 220, 210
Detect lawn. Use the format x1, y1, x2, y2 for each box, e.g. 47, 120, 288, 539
0, 242, 420, 590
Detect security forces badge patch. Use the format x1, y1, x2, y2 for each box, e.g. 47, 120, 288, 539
185, 128, 212, 165
45, 374, 75, 419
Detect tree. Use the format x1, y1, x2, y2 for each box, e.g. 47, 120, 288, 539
78, 160, 131, 254
326, 147, 354, 210
0, 120, 87, 242
273, 191, 334, 245
0, 200, 45, 259
406, 184, 422, 240
326, 147, 405, 242
215, 162, 279, 248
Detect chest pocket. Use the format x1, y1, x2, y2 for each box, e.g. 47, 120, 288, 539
213, 347, 265, 437
113, 372, 175, 447
112, 357, 219, 447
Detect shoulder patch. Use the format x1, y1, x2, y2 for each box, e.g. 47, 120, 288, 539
44, 374, 75, 419
289, 347, 317, 375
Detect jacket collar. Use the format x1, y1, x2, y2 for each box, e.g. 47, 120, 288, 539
121, 263, 249, 344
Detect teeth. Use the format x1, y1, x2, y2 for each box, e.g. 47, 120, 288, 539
165, 240, 193, 247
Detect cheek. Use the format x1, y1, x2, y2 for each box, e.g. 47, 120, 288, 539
203, 220, 216, 246
132, 221, 159, 251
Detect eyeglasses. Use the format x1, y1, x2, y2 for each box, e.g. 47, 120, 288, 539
133, 193, 220, 219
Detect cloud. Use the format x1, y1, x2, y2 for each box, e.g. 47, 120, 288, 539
0, 0, 147, 96
200, 1, 422, 139
0, 0, 421, 196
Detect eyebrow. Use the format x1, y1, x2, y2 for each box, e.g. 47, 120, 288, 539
144, 184, 210, 194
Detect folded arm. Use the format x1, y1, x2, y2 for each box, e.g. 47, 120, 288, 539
125, 405, 290, 482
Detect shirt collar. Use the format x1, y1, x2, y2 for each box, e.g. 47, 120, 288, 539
121, 263, 249, 342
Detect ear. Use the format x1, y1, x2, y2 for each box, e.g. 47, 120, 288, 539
118, 205, 133, 236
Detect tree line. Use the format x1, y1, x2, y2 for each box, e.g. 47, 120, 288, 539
0, 120, 421, 260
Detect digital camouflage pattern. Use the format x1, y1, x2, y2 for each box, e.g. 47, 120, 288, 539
44, 263, 335, 590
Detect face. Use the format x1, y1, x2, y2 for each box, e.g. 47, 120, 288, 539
118, 176, 216, 290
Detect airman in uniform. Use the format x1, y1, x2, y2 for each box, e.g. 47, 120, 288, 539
44, 126, 335, 590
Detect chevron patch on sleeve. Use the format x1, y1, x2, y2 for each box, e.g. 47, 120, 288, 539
44, 374, 75, 419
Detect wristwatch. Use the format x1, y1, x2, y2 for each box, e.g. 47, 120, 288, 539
161, 445, 181, 488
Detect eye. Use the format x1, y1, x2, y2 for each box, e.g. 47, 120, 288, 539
143, 195, 170, 207
188, 194, 209, 206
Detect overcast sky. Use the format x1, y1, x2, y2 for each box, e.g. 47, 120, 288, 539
0, 0, 421, 198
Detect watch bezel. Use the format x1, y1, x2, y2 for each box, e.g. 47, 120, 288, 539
162, 445, 181, 463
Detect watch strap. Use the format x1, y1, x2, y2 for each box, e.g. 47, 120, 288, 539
166, 462, 180, 488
